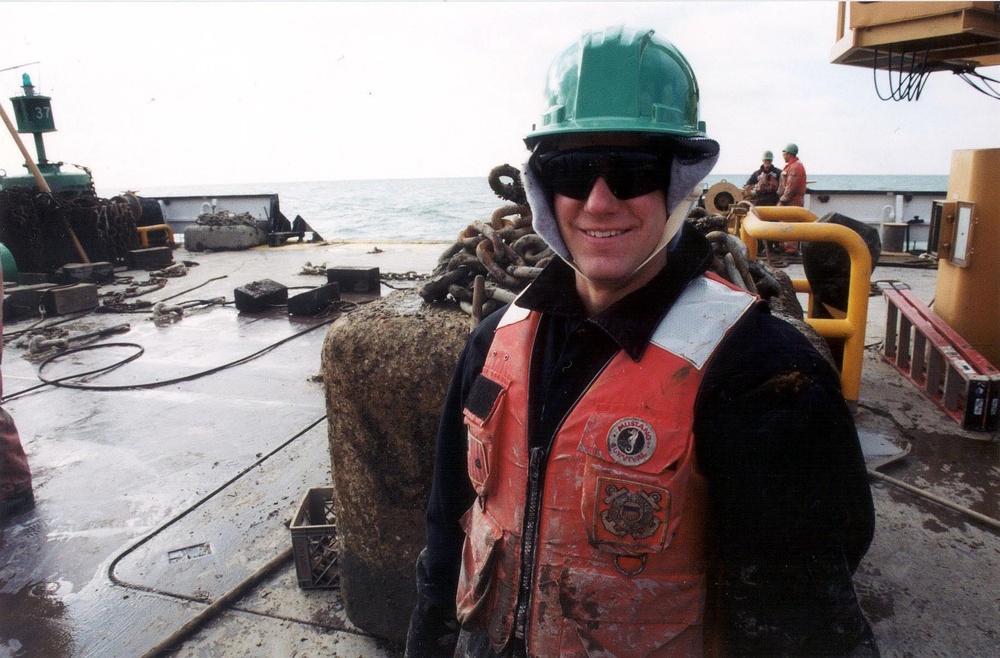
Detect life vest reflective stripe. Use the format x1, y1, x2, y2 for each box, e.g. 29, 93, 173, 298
456, 273, 756, 656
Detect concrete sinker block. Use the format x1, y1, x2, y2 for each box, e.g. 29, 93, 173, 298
184, 224, 267, 252
321, 290, 469, 645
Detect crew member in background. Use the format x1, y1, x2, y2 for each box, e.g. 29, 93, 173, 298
744, 150, 781, 206
0, 270, 34, 525
406, 27, 878, 658
777, 142, 807, 207
777, 142, 808, 255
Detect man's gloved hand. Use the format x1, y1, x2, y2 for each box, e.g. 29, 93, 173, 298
404, 599, 459, 658
406, 546, 462, 657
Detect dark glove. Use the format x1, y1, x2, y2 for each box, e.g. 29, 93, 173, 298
405, 548, 459, 657
846, 622, 881, 658
404, 599, 459, 658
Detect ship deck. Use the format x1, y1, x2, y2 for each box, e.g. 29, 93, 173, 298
0, 240, 997, 657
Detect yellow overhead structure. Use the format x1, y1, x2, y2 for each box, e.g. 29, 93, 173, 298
831, 2, 1000, 100
832, 2, 1000, 69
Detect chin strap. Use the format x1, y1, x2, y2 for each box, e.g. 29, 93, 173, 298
636, 188, 700, 272
568, 187, 700, 284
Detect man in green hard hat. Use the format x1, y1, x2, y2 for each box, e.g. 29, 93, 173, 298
778, 142, 807, 207
407, 27, 877, 658
776, 143, 808, 255
744, 150, 782, 207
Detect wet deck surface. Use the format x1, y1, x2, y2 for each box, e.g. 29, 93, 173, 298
1, 241, 997, 657
0, 241, 435, 657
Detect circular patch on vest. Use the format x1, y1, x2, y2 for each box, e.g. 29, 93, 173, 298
607, 418, 656, 466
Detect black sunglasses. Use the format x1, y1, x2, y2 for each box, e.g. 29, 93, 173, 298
533, 147, 671, 201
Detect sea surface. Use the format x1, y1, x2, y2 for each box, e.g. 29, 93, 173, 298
98, 174, 948, 243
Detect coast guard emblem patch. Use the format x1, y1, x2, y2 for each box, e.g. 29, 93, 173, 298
598, 479, 669, 540
607, 417, 656, 466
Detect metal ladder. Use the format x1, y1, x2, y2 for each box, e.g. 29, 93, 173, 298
880, 281, 1000, 431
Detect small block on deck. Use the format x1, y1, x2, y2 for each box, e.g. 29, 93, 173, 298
326, 267, 381, 293
288, 282, 341, 316
129, 247, 174, 271
17, 273, 51, 285
58, 262, 115, 285
3, 283, 57, 320
44, 283, 99, 315
234, 279, 288, 312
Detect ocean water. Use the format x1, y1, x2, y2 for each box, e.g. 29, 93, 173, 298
107, 177, 505, 243
703, 173, 948, 194
103, 174, 948, 243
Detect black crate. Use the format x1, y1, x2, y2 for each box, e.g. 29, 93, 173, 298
290, 487, 340, 589
234, 279, 287, 313
326, 266, 380, 293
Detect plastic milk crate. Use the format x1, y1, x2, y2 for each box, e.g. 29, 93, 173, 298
290, 487, 340, 589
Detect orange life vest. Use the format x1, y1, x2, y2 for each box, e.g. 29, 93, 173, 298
755, 167, 780, 195
456, 274, 757, 657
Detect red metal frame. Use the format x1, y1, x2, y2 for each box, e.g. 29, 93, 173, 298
880, 281, 1000, 431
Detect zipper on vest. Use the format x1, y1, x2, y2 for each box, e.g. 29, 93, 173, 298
514, 445, 546, 639
513, 325, 617, 645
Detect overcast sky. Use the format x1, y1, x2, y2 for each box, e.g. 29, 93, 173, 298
2, 1, 998, 192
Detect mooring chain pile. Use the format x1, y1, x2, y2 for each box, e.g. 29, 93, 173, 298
418, 164, 553, 318
687, 204, 794, 303
0, 188, 142, 271
0, 188, 49, 272
72, 194, 141, 265
57, 193, 128, 265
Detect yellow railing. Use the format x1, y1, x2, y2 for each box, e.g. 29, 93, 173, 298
136, 224, 176, 248
738, 206, 872, 403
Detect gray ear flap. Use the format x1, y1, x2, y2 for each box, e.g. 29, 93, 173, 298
665, 139, 720, 215
524, 157, 571, 262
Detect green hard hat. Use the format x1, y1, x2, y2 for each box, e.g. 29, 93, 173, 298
524, 26, 710, 148
783, 143, 799, 156
763, 150, 774, 160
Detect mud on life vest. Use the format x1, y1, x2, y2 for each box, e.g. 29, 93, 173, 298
455, 273, 758, 657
